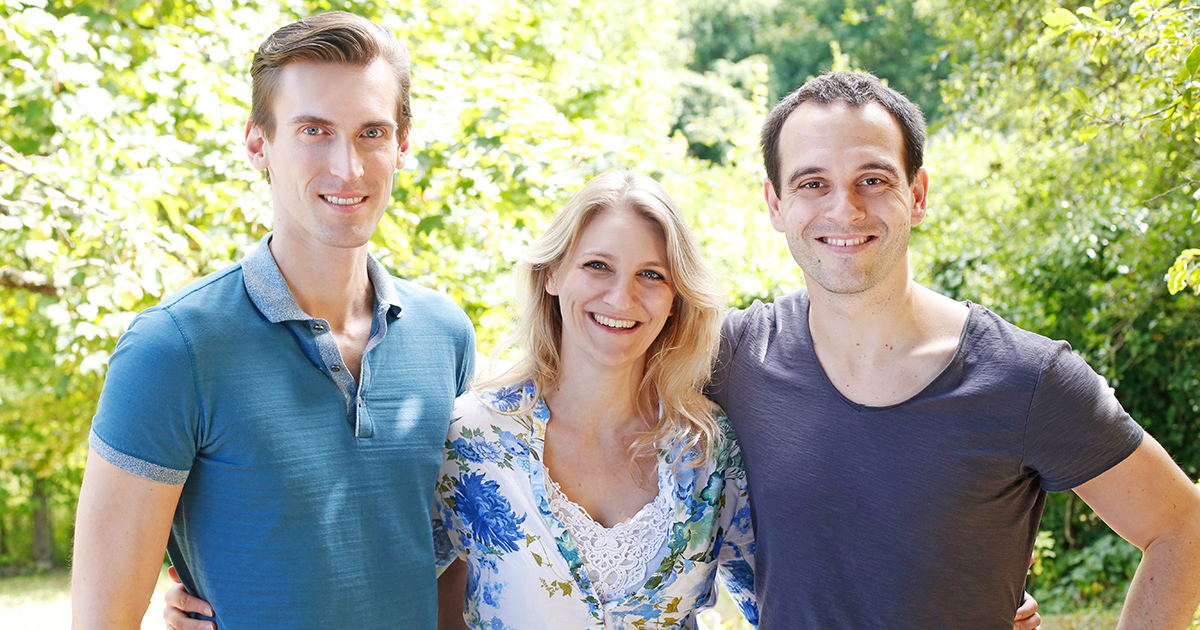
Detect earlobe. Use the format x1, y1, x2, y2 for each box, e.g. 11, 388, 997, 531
910, 167, 930, 226
245, 121, 269, 171
545, 272, 559, 297
764, 178, 785, 233
396, 139, 411, 170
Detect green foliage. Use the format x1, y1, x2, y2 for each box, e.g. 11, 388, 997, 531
0, 0, 792, 567
681, 0, 952, 120
921, 0, 1200, 612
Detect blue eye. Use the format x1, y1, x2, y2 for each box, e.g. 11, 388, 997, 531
641, 270, 666, 281
302, 126, 323, 135
584, 261, 608, 270
363, 128, 384, 138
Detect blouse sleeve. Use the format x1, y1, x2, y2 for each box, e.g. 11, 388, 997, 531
714, 409, 758, 627
433, 395, 475, 572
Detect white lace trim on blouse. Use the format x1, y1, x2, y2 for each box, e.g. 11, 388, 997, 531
544, 462, 672, 605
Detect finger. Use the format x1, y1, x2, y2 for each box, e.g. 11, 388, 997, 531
168, 565, 182, 584
1014, 612, 1041, 630
164, 602, 217, 630
164, 583, 215, 618
1015, 592, 1038, 619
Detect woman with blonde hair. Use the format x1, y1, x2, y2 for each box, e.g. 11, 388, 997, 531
432, 168, 754, 628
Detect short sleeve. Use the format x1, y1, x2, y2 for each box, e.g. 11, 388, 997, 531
457, 326, 476, 397
88, 308, 200, 484
713, 411, 758, 627
707, 307, 749, 405
1022, 343, 1144, 492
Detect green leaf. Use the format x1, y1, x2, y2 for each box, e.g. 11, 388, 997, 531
1043, 8, 1082, 28
1186, 45, 1200, 76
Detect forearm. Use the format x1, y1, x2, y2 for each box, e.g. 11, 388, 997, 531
1117, 529, 1200, 629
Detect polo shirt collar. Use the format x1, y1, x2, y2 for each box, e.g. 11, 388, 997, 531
242, 233, 403, 323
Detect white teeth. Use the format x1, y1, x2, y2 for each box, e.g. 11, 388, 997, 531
323, 195, 365, 205
593, 314, 637, 329
823, 236, 870, 247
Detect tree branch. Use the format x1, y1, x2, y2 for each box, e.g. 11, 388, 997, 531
0, 266, 59, 297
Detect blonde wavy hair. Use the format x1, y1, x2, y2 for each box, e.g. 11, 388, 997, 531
482, 169, 725, 466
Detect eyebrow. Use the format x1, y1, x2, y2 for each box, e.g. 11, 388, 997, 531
287, 115, 397, 131
785, 161, 903, 187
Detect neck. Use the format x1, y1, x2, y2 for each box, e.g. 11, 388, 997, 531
805, 268, 925, 358
268, 232, 374, 329
543, 357, 649, 438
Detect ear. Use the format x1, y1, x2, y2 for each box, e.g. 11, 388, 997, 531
395, 138, 411, 170
544, 269, 559, 297
909, 167, 930, 226
764, 177, 786, 233
245, 120, 270, 172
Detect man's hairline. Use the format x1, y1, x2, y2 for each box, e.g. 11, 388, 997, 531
771, 100, 914, 192
251, 57, 409, 142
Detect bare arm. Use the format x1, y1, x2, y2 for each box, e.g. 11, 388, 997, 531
71, 447, 184, 630
1074, 434, 1200, 629
438, 559, 469, 630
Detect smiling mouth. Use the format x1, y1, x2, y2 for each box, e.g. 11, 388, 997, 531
321, 195, 366, 205
820, 236, 872, 247
592, 313, 639, 330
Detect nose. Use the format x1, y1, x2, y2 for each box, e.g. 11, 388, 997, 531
826, 186, 867, 224
604, 274, 637, 310
329, 137, 365, 182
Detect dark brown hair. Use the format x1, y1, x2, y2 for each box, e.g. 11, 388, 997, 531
250, 12, 411, 142
761, 71, 926, 196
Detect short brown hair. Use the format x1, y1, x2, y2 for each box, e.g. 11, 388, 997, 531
761, 71, 926, 197
250, 12, 412, 142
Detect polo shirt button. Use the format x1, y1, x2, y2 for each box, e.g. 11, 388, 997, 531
313, 323, 326, 332
358, 397, 364, 407
330, 365, 341, 372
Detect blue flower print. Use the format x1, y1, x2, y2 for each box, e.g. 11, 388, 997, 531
453, 435, 508, 463
497, 430, 530, 459
483, 385, 526, 412
455, 472, 527, 553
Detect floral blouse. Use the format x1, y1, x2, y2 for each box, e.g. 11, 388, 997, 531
433, 382, 758, 630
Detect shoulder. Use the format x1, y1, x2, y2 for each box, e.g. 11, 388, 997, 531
391, 278, 470, 322
157, 262, 248, 319
452, 382, 539, 433
110, 261, 246, 368
965, 303, 1069, 366
723, 289, 807, 336
708, 405, 744, 469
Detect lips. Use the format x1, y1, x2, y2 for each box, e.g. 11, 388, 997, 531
591, 313, 638, 330
321, 195, 366, 205
819, 235, 872, 247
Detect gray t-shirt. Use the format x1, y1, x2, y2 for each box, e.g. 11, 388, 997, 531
708, 289, 1143, 629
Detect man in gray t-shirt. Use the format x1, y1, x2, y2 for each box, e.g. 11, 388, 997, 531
708, 70, 1200, 628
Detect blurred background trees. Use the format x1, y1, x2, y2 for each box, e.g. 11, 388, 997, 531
1, 0, 1196, 614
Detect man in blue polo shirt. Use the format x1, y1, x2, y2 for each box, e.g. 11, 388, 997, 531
70, 12, 475, 629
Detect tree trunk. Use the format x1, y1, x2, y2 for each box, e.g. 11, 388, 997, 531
31, 478, 54, 569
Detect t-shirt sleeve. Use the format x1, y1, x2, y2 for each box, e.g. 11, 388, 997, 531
88, 308, 199, 485
1022, 343, 1144, 492
707, 307, 749, 406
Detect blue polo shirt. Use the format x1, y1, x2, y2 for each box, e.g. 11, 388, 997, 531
89, 234, 475, 629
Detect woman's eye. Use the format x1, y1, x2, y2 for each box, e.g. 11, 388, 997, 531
641, 270, 666, 281
584, 261, 608, 270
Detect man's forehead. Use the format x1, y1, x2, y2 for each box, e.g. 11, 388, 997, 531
779, 101, 904, 163
272, 59, 400, 123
